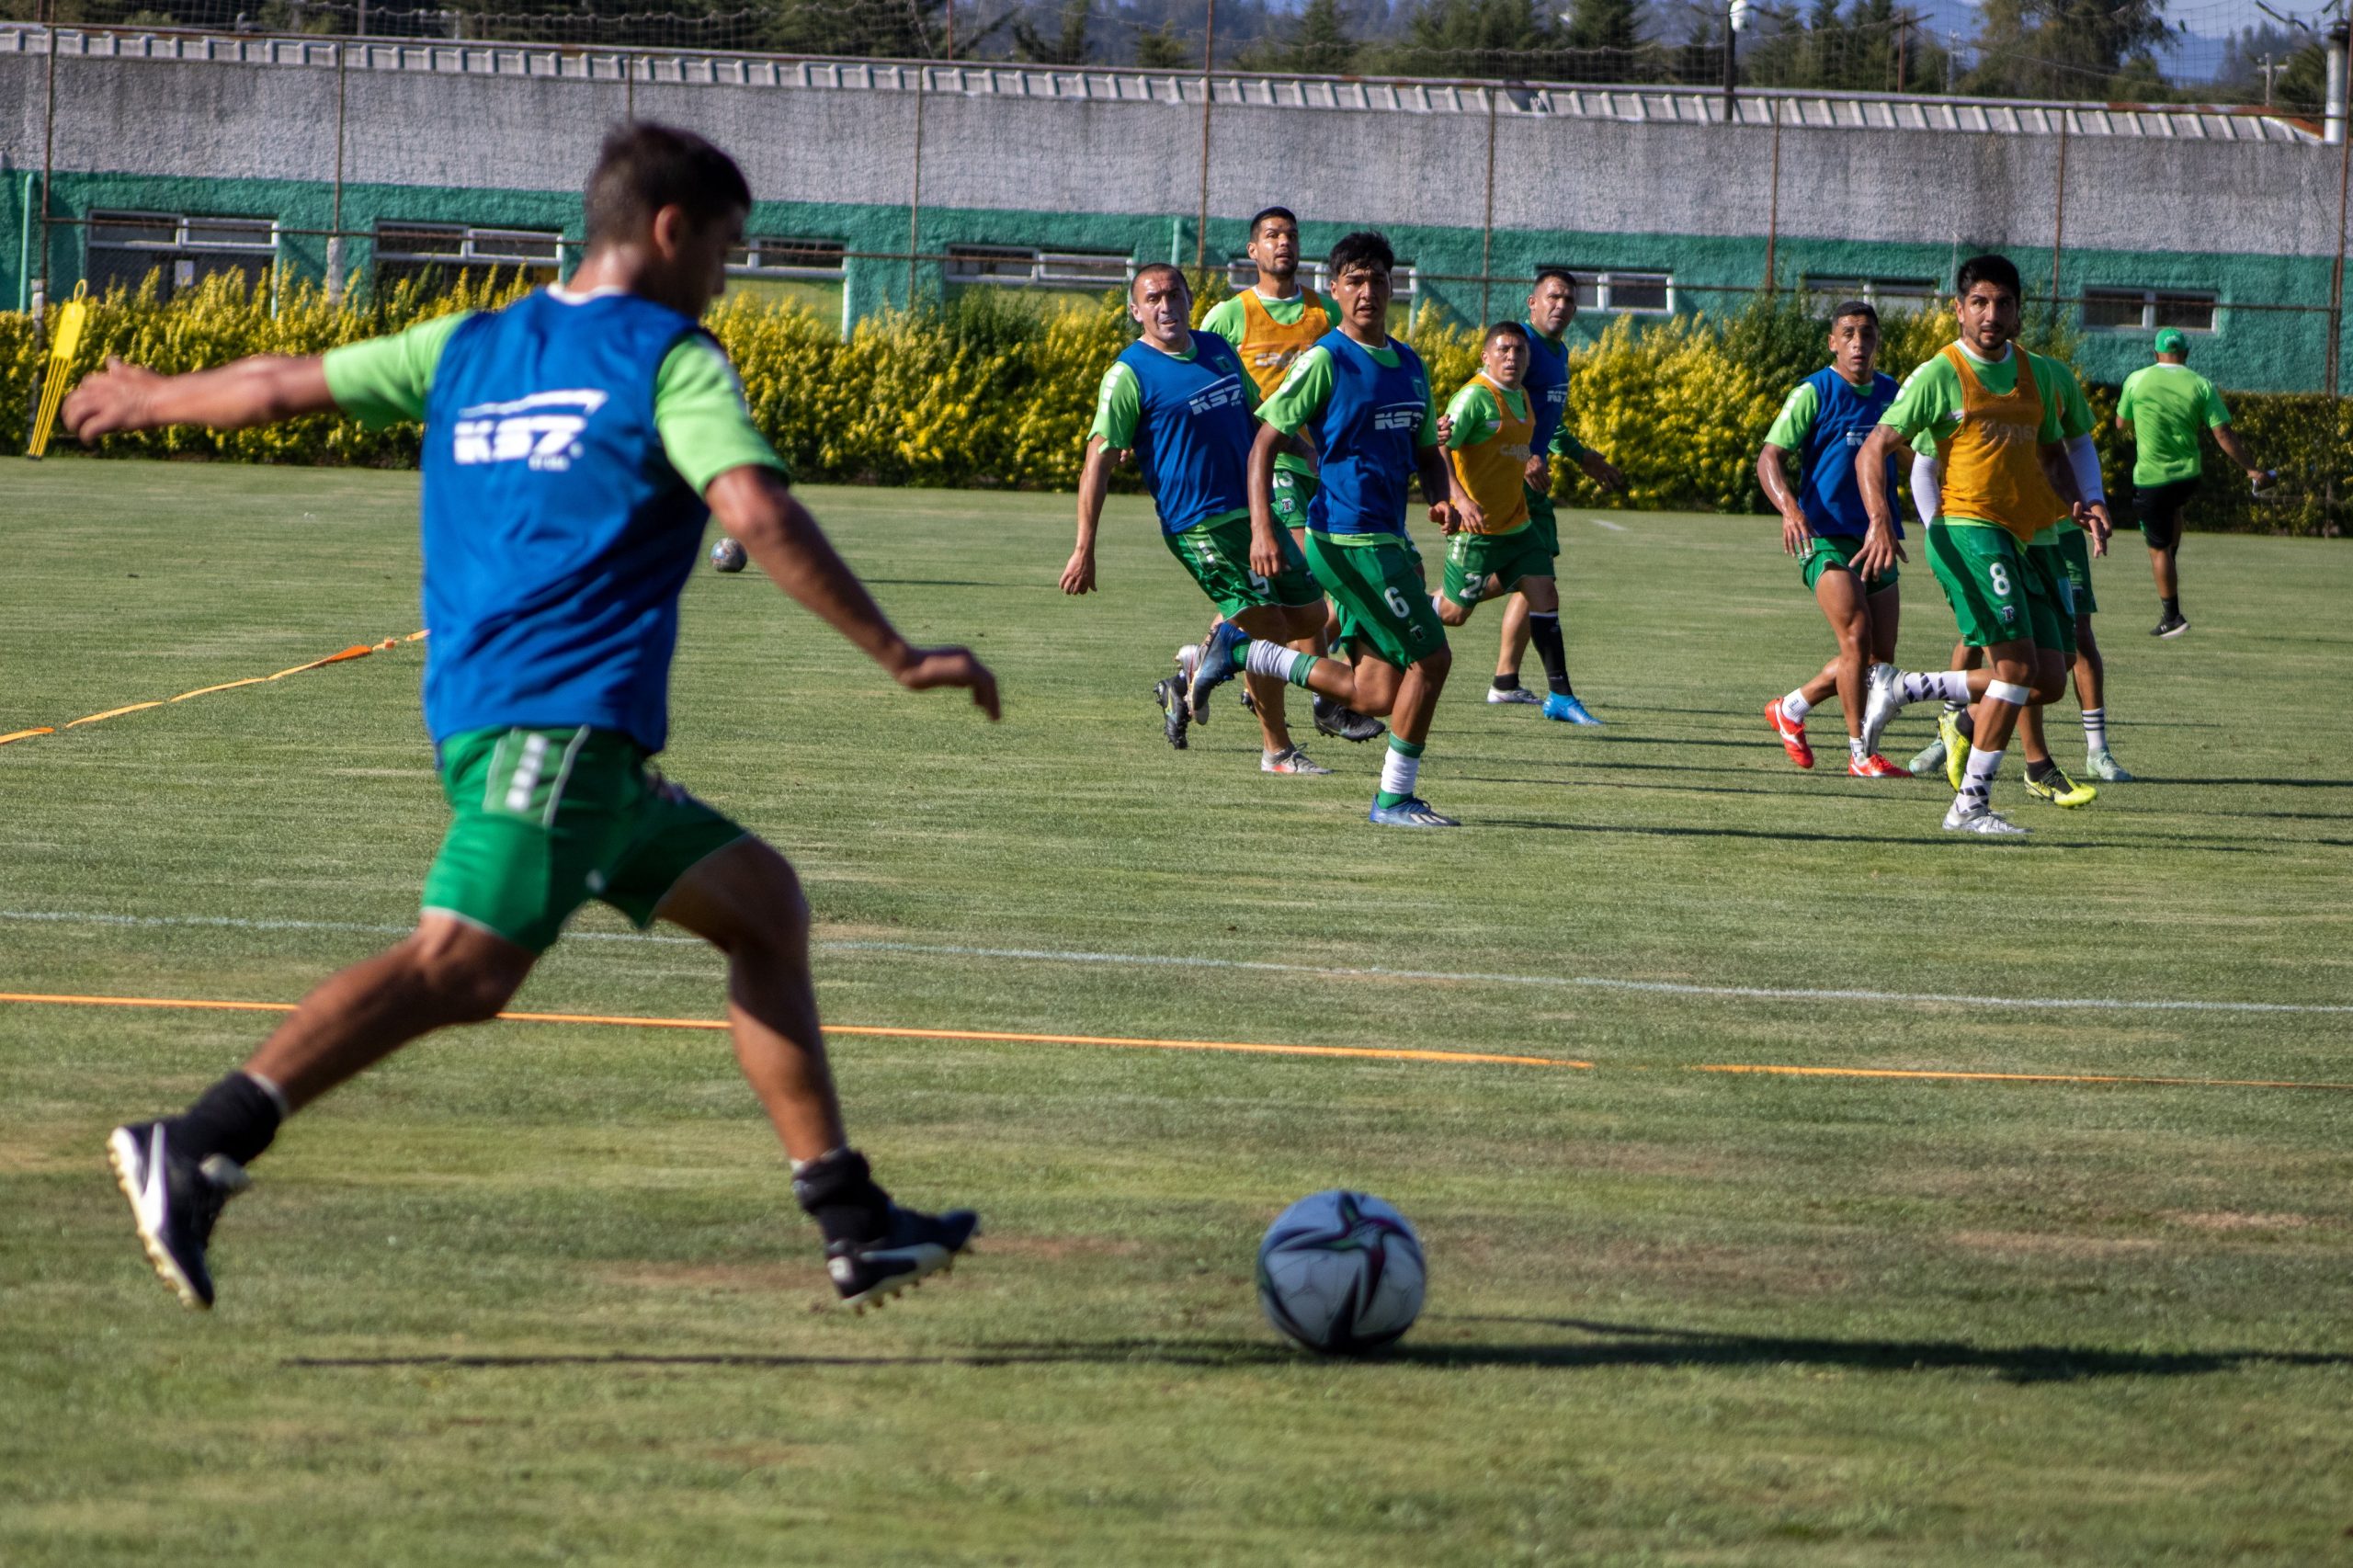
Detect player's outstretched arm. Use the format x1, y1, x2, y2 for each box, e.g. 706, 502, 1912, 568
1756, 442, 1811, 556
2213, 423, 2266, 482
1063, 437, 1120, 595
705, 465, 1000, 720
63, 354, 337, 441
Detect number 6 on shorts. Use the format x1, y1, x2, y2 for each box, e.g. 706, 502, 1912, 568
1384, 585, 1414, 619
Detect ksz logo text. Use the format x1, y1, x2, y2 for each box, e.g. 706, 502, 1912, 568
452, 389, 610, 472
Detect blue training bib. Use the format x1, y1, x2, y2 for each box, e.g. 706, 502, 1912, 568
1796, 366, 1903, 540
1119, 334, 1255, 535
1304, 332, 1430, 538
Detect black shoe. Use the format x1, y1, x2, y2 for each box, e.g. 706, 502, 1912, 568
106, 1121, 249, 1310
1153, 678, 1190, 750
1313, 698, 1386, 743
828, 1203, 980, 1312
2152, 611, 2189, 639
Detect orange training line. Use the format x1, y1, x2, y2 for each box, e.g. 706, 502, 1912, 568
0, 992, 1578, 1070
2, 631, 425, 744
0, 727, 57, 745
64, 701, 165, 728
172, 677, 272, 702
1695, 1063, 2353, 1092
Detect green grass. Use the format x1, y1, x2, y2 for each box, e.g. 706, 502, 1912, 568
4, 456, 2350, 1566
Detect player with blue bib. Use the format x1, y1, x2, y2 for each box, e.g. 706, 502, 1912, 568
1756, 300, 1912, 778
1188, 231, 1466, 827
70, 124, 997, 1316
1062, 263, 1330, 773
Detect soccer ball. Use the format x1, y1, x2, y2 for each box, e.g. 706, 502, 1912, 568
710, 537, 748, 574
1256, 1189, 1426, 1354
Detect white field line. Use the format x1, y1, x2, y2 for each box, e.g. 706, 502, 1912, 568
1587, 517, 1629, 531
3, 908, 2347, 1017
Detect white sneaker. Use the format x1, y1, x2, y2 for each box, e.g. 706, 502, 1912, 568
1942, 798, 2029, 835
1485, 686, 1540, 705
1860, 663, 1904, 755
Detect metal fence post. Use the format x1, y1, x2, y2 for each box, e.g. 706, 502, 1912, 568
907, 63, 926, 310
1194, 0, 1216, 278
1479, 84, 1497, 326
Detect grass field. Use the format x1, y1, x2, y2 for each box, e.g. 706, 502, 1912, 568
5, 456, 2351, 1565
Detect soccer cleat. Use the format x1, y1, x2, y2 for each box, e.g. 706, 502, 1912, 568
106, 1121, 249, 1310
829, 1203, 981, 1313
1859, 662, 1904, 755
1541, 693, 1604, 726
1188, 620, 1248, 714
1847, 752, 1910, 778
2023, 765, 2097, 808
1262, 746, 1333, 776
1152, 678, 1190, 750
1314, 699, 1385, 742
1942, 799, 2029, 835
1937, 709, 1970, 792
2085, 747, 2135, 783
2152, 611, 2189, 639
1176, 643, 1207, 725
1908, 737, 1949, 778
1765, 699, 1814, 769
1368, 796, 1461, 827
1485, 685, 1541, 706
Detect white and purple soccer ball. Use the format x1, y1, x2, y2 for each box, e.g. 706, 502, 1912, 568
710, 537, 748, 574
1256, 1189, 1426, 1355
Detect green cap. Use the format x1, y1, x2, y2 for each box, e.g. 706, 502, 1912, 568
2154, 327, 2188, 355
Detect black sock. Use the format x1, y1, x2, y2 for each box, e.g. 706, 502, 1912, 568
2027, 757, 2059, 782
166, 1072, 282, 1167
1527, 612, 1573, 698
1488, 671, 1520, 693
790, 1147, 891, 1247
2161, 597, 2180, 619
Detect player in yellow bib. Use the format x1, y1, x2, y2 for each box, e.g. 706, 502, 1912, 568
1856, 254, 2109, 835
1433, 324, 1583, 723
1193, 206, 1384, 746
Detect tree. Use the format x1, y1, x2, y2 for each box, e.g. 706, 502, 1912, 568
1284, 0, 1360, 74
1744, 0, 1951, 93
1963, 0, 2175, 100
1014, 0, 1093, 63
1561, 0, 1643, 78
1135, 19, 1196, 67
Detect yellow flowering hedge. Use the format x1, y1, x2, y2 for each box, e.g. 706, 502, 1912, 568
4, 274, 2340, 534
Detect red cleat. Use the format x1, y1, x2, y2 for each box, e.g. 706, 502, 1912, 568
1765, 699, 1813, 769
1847, 752, 1911, 778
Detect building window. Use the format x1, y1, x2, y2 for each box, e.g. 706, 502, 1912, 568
946, 245, 1135, 290
375, 222, 563, 291
728, 238, 846, 279
1221, 258, 1419, 308
1803, 275, 1938, 312
1566, 269, 1673, 315
87, 210, 277, 300
2083, 288, 2217, 334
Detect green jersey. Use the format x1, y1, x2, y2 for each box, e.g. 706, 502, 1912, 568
1881, 343, 2071, 533
2117, 362, 2231, 487
1442, 379, 1529, 449
1200, 289, 1328, 482
323, 302, 786, 492
1256, 341, 1439, 449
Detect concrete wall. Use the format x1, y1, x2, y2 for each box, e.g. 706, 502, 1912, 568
3, 38, 2344, 390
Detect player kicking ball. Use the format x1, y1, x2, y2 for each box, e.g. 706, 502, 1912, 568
1189, 231, 1462, 827
1755, 300, 1911, 778
1063, 263, 1332, 774
68, 124, 996, 1312
1855, 254, 2108, 835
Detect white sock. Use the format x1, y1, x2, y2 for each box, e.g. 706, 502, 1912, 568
1961, 744, 2005, 808
1780, 689, 1813, 724
1900, 669, 1972, 705
1245, 640, 1308, 684
1848, 736, 1870, 766
1379, 744, 1421, 800
2082, 707, 2107, 752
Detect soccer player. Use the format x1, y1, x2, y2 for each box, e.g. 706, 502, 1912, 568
1189, 230, 1463, 827
1433, 324, 1582, 715
1196, 205, 1383, 746
1755, 300, 1911, 778
1486, 267, 1625, 722
2117, 327, 2270, 639
1063, 264, 1331, 773
1855, 253, 2108, 835
67, 124, 998, 1312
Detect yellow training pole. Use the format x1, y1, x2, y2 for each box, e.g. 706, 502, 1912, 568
27, 280, 91, 460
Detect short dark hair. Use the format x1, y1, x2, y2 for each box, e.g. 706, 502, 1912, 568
1249, 206, 1298, 238
585, 122, 752, 250
1954, 253, 2022, 303
1326, 230, 1395, 280
1131, 262, 1188, 297
1829, 300, 1879, 328
1484, 321, 1530, 347
1533, 267, 1579, 295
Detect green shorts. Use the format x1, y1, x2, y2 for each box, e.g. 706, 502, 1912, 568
1524, 484, 1560, 557
2052, 526, 2097, 617
1927, 523, 2069, 653
422, 725, 747, 953
1799, 532, 1901, 593
1163, 511, 1321, 619
1270, 468, 1316, 531
2029, 540, 2080, 657
1305, 529, 1448, 669
1442, 524, 1553, 611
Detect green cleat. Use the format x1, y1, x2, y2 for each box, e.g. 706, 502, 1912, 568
1938, 709, 1969, 792
1908, 737, 1948, 779
2023, 764, 2097, 808
2085, 747, 2134, 782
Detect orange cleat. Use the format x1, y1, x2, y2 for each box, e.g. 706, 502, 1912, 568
1766, 699, 1813, 769
1847, 752, 1911, 778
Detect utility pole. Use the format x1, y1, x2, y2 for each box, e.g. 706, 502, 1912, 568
1195, 0, 1216, 274
1722, 0, 1740, 118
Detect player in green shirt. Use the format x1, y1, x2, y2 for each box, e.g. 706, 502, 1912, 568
2116, 329, 2271, 638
